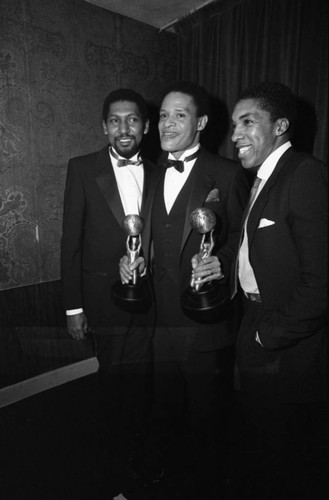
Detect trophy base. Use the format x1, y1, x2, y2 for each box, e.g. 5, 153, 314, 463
181, 282, 230, 323
112, 277, 151, 313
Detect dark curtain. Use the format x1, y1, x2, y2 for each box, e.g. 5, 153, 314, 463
177, 0, 328, 163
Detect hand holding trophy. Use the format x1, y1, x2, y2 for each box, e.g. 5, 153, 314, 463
181, 207, 229, 322
123, 214, 143, 285
112, 214, 151, 312
189, 208, 216, 291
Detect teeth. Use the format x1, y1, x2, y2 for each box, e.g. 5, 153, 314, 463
239, 146, 251, 155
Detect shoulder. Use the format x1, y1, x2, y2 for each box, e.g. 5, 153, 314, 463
68, 146, 108, 167
197, 148, 248, 192
272, 149, 327, 206
198, 147, 240, 173
66, 147, 109, 179
280, 148, 327, 180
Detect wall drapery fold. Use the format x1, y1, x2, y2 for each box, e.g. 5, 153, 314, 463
177, 0, 328, 163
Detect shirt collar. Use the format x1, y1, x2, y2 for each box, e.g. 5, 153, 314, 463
168, 144, 200, 162
257, 141, 292, 181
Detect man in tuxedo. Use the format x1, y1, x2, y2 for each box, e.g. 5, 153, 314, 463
231, 82, 328, 494
61, 88, 158, 500
121, 81, 249, 497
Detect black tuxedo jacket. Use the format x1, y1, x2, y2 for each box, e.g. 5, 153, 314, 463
60, 146, 159, 329
147, 147, 249, 351
235, 148, 328, 402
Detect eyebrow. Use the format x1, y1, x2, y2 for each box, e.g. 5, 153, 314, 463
160, 107, 189, 113
239, 112, 254, 119
108, 112, 141, 117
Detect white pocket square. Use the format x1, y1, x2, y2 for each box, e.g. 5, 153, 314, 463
258, 218, 275, 228
205, 188, 220, 202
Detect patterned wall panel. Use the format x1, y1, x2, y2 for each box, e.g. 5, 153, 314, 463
0, 0, 178, 290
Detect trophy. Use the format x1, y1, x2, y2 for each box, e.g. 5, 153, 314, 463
112, 214, 151, 312
181, 208, 229, 322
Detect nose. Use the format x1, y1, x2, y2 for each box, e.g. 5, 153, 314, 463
231, 124, 243, 142
162, 114, 175, 127
119, 119, 129, 134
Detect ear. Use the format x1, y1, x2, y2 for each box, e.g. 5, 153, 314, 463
143, 119, 150, 135
276, 118, 289, 136
197, 114, 208, 131
102, 121, 108, 135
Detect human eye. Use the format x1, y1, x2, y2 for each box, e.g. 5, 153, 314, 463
243, 118, 254, 126
108, 116, 119, 125
159, 111, 167, 120
241, 118, 253, 127
128, 115, 140, 123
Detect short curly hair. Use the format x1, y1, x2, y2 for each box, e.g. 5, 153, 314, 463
238, 82, 297, 132
102, 88, 149, 124
161, 81, 211, 118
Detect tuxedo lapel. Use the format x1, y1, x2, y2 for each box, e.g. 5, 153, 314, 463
247, 186, 268, 243
141, 160, 162, 262
141, 158, 157, 214
180, 156, 215, 253
247, 149, 291, 244
95, 148, 125, 228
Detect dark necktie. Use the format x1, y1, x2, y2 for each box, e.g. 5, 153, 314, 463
110, 147, 142, 167
231, 175, 262, 298
165, 150, 199, 173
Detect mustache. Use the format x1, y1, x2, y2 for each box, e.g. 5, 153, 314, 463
117, 135, 135, 140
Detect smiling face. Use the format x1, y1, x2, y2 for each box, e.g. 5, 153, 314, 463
158, 92, 207, 159
231, 98, 288, 169
103, 100, 149, 158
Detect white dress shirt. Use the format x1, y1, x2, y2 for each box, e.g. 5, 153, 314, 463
164, 144, 200, 214
111, 149, 144, 216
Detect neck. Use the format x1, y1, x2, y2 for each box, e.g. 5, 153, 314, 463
169, 144, 200, 160
172, 152, 183, 160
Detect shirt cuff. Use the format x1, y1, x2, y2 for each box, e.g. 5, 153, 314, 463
140, 267, 147, 278
255, 331, 264, 346
66, 308, 83, 316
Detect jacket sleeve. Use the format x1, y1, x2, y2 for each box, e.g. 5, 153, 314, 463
60, 159, 86, 310
258, 159, 328, 350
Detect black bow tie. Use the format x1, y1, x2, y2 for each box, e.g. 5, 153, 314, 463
166, 159, 184, 172
117, 158, 142, 167
165, 150, 199, 173
110, 147, 142, 167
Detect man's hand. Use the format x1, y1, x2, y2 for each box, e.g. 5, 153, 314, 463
119, 255, 146, 284
191, 255, 224, 286
66, 312, 88, 340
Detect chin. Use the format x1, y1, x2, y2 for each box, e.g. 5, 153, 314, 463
117, 147, 137, 158
160, 142, 173, 151
240, 158, 254, 169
